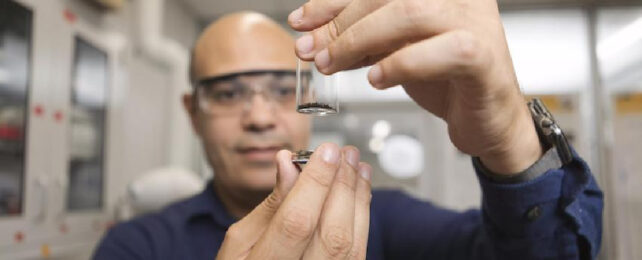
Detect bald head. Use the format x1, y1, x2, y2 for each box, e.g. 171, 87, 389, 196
190, 12, 297, 84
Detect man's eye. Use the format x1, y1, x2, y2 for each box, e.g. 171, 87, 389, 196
272, 86, 296, 98
211, 90, 243, 102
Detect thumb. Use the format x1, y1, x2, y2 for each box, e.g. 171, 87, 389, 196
260, 149, 299, 214
274, 149, 299, 200
217, 150, 298, 259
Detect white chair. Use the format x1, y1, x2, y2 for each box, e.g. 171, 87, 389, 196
118, 167, 205, 219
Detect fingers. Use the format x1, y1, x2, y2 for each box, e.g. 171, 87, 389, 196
240, 150, 298, 231
312, 0, 455, 74
349, 162, 372, 260
302, 147, 360, 259
274, 150, 300, 195
217, 150, 298, 259
294, 0, 390, 60
248, 143, 341, 259
367, 30, 489, 89
289, 0, 352, 32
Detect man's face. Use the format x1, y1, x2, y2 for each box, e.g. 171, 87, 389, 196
194, 74, 310, 192
185, 14, 310, 193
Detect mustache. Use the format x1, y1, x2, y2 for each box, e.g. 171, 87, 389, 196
233, 132, 294, 151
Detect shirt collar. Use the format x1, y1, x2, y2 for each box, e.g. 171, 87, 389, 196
183, 180, 237, 228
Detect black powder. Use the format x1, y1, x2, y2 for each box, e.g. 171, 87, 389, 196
297, 102, 335, 111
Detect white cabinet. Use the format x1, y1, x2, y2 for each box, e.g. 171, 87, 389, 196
0, 0, 125, 258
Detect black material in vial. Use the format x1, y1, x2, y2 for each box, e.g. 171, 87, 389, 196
296, 102, 337, 115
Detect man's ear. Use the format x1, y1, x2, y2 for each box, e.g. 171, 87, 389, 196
182, 92, 202, 136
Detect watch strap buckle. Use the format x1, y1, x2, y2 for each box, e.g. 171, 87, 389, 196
528, 98, 573, 165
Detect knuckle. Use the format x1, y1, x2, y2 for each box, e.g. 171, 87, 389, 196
399, 0, 430, 29
321, 226, 353, 258
335, 169, 357, 192
341, 28, 358, 53
454, 1, 472, 11
313, 28, 330, 50
347, 241, 366, 259
450, 30, 484, 68
261, 192, 282, 213
303, 166, 335, 189
309, 0, 346, 16
326, 0, 348, 15
279, 208, 315, 241
326, 19, 342, 41
356, 184, 372, 205
394, 53, 419, 77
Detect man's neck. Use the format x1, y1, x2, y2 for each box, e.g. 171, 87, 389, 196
213, 180, 269, 219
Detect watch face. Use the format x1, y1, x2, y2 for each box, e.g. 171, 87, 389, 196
378, 135, 424, 179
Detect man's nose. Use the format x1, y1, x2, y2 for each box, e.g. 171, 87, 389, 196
241, 94, 277, 132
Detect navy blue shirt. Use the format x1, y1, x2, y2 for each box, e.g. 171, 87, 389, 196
94, 153, 602, 259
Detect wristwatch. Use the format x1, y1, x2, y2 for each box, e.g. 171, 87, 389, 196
528, 98, 573, 166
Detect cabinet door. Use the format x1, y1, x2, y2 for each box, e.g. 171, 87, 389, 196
59, 31, 113, 238
0, 0, 58, 256
0, 0, 31, 220
0, 1, 116, 258
65, 36, 108, 212
46, 16, 119, 259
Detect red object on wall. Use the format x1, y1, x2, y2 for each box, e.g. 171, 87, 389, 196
63, 9, 76, 24
59, 223, 69, 234
54, 111, 64, 122
14, 231, 24, 243
33, 105, 44, 117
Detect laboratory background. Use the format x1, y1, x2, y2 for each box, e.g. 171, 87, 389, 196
0, 0, 641, 259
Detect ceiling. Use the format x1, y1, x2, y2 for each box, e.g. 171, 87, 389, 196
178, 0, 641, 23
179, 0, 303, 23
175, 0, 642, 95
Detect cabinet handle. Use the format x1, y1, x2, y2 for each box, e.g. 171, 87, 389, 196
32, 176, 49, 222
54, 177, 67, 220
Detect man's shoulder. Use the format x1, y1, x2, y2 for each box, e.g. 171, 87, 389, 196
102, 194, 201, 243
94, 196, 201, 259
370, 189, 430, 217
102, 213, 159, 245
371, 189, 421, 205
370, 189, 467, 219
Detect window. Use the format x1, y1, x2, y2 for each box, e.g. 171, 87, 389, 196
0, 0, 32, 217
67, 37, 108, 211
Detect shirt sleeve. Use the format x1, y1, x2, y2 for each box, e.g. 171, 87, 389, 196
475, 148, 603, 259
373, 148, 603, 260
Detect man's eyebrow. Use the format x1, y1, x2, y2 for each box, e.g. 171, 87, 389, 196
196, 69, 299, 87
198, 74, 241, 86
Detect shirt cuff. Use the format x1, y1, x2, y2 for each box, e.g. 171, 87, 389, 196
473, 147, 562, 184
472, 148, 595, 240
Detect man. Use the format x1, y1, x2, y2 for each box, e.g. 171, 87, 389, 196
94, 0, 603, 259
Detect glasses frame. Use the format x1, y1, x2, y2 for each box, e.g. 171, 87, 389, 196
194, 69, 308, 116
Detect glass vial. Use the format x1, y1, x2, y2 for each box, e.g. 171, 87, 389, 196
296, 59, 339, 115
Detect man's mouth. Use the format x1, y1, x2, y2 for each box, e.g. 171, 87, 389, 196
236, 145, 284, 162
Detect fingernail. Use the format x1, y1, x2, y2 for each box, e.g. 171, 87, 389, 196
319, 143, 340, 164
289, 7, 304, 25
345, 148, 360, 169
359, 165, 372, 181
315, 49, 331, 70
368, 64, 383, 88
296, 35, 314, 55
